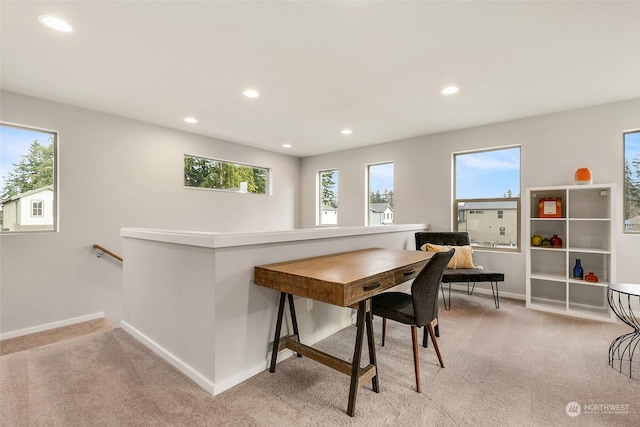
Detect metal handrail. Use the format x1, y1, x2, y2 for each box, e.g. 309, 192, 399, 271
93, 244, 123, 262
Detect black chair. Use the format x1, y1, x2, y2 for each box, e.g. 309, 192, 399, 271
371, 249, 454, 393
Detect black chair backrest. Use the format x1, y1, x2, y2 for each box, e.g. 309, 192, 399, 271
411, 249, 455, 327
415, 232, 470, 250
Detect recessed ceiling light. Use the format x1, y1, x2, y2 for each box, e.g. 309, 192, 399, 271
341, 129, 352, 135
38, 15, 73, 33
441, 86, 460, 95
184, 117, 198, 124
282, 144, 292, 148
243, 89, 260, 98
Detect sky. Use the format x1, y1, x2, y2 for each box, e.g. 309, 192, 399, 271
625, 131, 640, 166
0, 125, 54, 189
369, 162, 393, 194
456, 147, 521, 199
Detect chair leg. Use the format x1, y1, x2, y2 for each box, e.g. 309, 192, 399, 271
411, 325, 421, 393
423, 317, 439, 347
427, 323, 444, 368
382, 317, 387, 346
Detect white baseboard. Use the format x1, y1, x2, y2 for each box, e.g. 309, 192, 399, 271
121, 316, 355, 396
0, 312, 104, 340
120, 321, 216, 395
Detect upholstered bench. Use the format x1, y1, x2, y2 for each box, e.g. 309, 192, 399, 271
415, 232, 504, 310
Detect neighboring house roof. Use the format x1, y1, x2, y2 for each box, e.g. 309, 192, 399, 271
0, 185, 53, 205
321, 204, 337, 211
370, 203, 393, 213
625, 215, 640, 225
458, 201, 517, 210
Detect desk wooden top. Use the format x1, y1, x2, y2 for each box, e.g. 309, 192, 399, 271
254, 248, 433, 307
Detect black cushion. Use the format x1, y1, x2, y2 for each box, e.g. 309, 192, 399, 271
442, 269, 504, 283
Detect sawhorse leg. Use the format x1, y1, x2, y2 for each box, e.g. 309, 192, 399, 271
347, 299, 379, 417
269, 292, 301, 373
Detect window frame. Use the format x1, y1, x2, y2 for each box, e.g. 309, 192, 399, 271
31, 200, 44, 217
453, 146, 521, 252
317, 168, 339, 226
366, 161, 394, 226
624, 129, 640, 235
183, 154, 270, 195
0, 122, 58, 233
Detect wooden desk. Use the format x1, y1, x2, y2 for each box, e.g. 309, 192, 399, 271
254, 248, 433, 416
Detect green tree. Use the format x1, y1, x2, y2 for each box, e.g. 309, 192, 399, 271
184, 156, 213, 187
1, 139, 54, 200
624, 157, 640, 220
184, 156, 267, 194
370, 189, 393, 206
252, 167, 267, 194
386, 190, 394, 208
321, 170, 337, 208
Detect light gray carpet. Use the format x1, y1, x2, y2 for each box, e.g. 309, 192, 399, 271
1, 293, 638, 426
0, 318, 113, 357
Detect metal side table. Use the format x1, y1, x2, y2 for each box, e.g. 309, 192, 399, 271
607, 283, 640, 379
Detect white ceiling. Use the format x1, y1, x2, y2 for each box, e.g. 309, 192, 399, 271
2, 1, 639, 157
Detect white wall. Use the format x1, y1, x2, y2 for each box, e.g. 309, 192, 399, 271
2, 91, 639, 335
0, 91, 300, 334
300, 99, 640, 295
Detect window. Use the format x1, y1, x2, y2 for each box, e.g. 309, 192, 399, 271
368, 162, 393, 225
31, 200, 44, 217
0, 123, 57, 232
624, 129, 640, 234
184, 155, 269, 194
318, 169, 338, 225
454, 146, 520, 250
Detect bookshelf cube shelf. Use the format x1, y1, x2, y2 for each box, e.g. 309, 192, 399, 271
526, 184, 616, 321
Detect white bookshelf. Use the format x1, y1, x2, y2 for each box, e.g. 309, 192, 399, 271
525, 184, 616, 322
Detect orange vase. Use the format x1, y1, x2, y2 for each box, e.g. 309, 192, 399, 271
585, 272, 598, 283
575, 167, 592, 185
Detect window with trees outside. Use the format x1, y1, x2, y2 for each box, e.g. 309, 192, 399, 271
454, 146, 520, 250
624, 129, 640, 234
368, 162, 394, 225
318, 169, 338, 225
0, 123, 56, 232
184, 155, 269, 194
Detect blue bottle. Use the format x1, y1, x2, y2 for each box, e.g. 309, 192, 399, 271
573, 259, 584, 279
